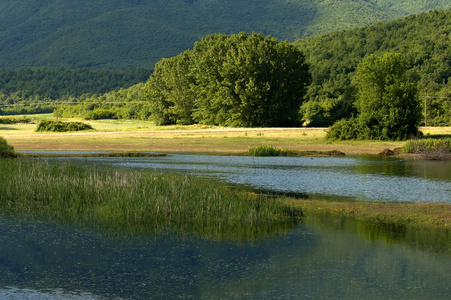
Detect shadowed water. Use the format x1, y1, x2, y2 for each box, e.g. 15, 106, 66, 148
1, 215, 450, 300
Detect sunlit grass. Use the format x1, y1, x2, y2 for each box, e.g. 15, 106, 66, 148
2, 114, 451, 156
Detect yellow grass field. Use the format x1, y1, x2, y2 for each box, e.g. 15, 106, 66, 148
5, 114, 448, 155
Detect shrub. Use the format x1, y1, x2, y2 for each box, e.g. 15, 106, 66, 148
36, 120, 94, 132
326, 118, 363, 140
0, 137, 19, 158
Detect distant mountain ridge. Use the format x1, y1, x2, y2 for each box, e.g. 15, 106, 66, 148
0, 0, 450, 69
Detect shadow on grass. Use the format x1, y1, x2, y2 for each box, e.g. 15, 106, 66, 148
426, 134, 451, 139
0, 127, 17, 130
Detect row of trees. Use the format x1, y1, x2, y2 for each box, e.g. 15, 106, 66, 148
146, 32, 311, 127
52, 32, 423, 140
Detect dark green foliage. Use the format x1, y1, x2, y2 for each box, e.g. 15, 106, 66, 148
327, 53, 422, 141
146, 32, 311, 127
0, 1, 449, 69
295, 9, 451, 126
0, 137, 19, 158
36, 120, 94, 132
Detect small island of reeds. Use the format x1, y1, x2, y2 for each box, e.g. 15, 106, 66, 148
0, 159, 302, 240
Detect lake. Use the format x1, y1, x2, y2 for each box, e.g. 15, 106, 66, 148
2, 152, 450, 299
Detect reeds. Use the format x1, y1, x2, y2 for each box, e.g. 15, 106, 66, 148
403, 138, 451, 160
248, 145, 295, 156
0, 159, 301, 240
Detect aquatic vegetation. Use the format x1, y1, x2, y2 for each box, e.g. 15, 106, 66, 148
36, 120, 94, 132
0, 159, 301, 240
248, 145, 295, 156
403, 138, 451, 160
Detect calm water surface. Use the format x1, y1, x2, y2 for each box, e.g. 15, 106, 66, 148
1, 215, 450, 300
27, 152, 451, 203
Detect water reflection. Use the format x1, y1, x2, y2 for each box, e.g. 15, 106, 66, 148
25, 152, 451, 203
1, 215, 450, 299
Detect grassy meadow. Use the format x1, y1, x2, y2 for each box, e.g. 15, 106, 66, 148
0, 113, 430, 155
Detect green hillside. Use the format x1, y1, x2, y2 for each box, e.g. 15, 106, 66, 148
294, 8, 451, 126
0, 0, 450, 69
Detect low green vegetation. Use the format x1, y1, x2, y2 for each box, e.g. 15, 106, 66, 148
0, 159, 302, 240
286, 198, 451, 229
248, 145, 296, 157
0, 137, 19, 158
36, 120, 94, 132
403, 138, 451, 160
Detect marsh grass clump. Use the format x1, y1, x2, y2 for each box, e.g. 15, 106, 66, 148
36, 120, 94, 132
0, 160, 301, 240
403, 138, 451, 160
248, 145, 295, 156
0, 137, 20, 158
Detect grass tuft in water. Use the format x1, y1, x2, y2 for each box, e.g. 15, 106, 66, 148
248, 145, 295, 156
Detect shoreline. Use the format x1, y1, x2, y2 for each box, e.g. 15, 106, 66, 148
283, 198, 451, 229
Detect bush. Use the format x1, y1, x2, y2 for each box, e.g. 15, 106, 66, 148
0, 137, 19, 158
326, 118, 364, 140
36, 120, 94, 132
248, 145, 295, 156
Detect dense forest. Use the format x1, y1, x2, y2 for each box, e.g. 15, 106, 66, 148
0, 0, 450, 69
0, 68, 151, 115
295, 9, 451, 126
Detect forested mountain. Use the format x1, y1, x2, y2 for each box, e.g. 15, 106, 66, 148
0, 0, 450, 69
294, 9, 451, 126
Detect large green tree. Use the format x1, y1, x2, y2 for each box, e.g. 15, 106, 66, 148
327, 53, 422, 140
146, 32, 311, 127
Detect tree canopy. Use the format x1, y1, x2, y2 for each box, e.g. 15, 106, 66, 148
146, 32, 311, 127
327, 53, 422, 140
